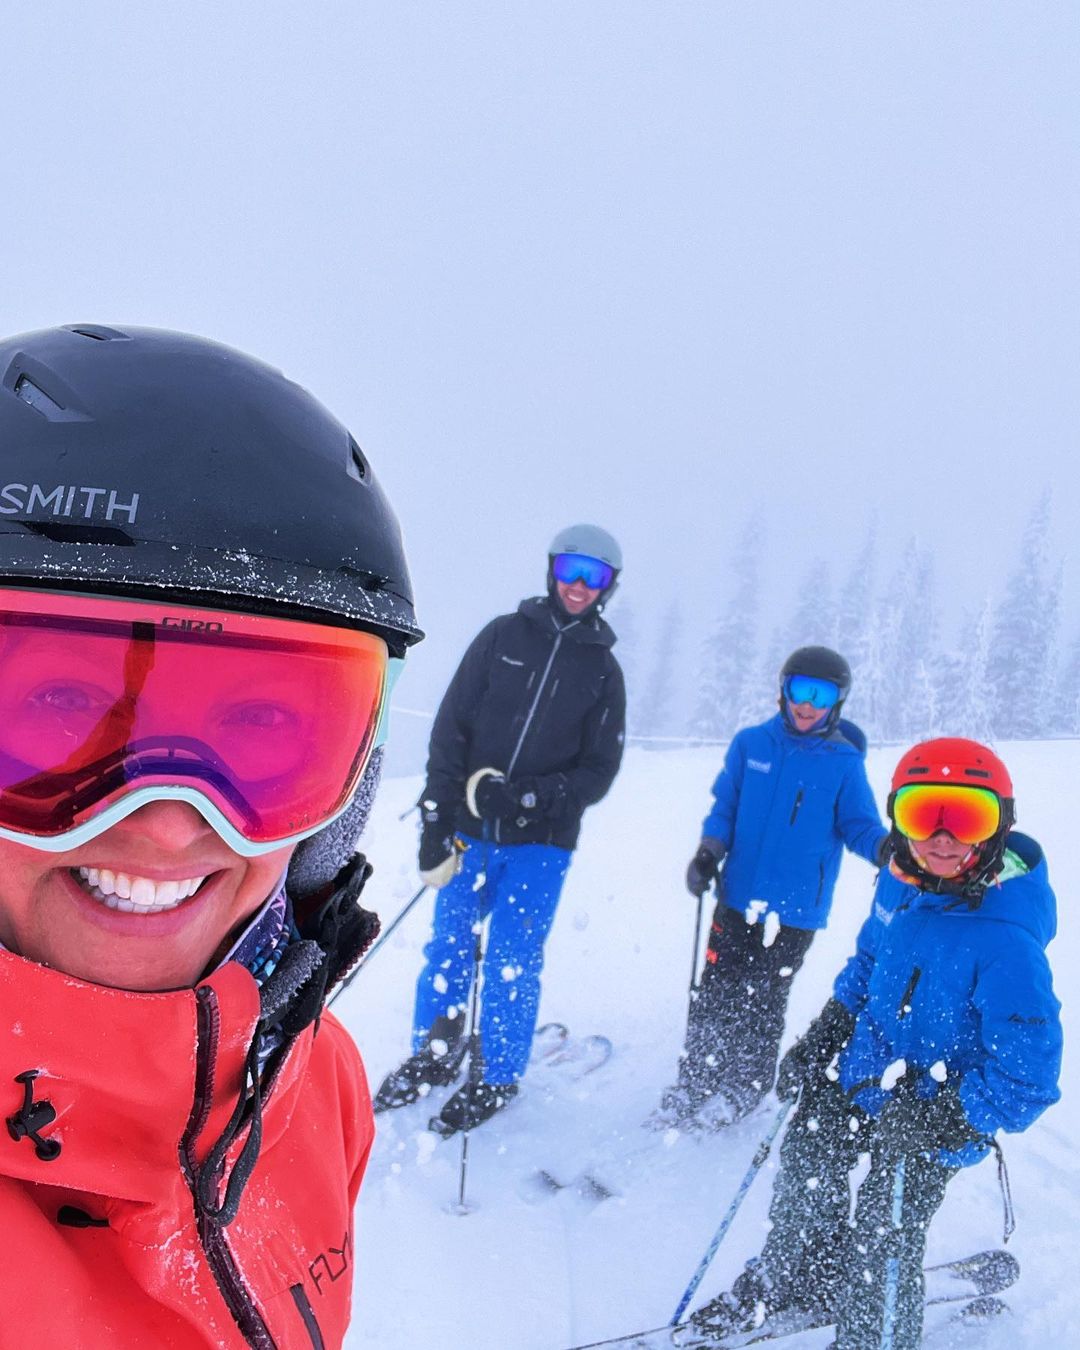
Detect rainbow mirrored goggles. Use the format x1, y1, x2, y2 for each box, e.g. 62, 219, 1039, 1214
551, 552, 615, 591
784, 674, 840, 710
0, 588, 388, 856
891, 783, 1002, 846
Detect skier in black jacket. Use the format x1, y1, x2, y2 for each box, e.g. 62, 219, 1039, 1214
374, 525, 626, 1133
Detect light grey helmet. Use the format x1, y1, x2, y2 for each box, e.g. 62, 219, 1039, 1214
547, 522, 622, 613
548, 523, 623, 571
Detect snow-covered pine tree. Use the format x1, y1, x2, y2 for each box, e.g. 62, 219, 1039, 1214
932, 598, 995, 743
690, 520, 764, 743
638, 601, 686, 744
987, 491, 1059, 739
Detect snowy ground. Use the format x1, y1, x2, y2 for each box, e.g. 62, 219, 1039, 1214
336, 742, 1079, 1348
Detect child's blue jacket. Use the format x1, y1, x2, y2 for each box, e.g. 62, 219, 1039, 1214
702, 713, 886, 931
834, 832, 1063, 1167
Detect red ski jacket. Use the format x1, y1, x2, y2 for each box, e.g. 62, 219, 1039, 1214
0, 948, 372, 1348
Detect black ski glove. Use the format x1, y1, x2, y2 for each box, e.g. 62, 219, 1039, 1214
876, 1081, 981, 1156
417, 800, 462, 889
473, 774, 564, 825
685, 837, 726, 898
775, 997, 856, 1101
473, 774, 523, 821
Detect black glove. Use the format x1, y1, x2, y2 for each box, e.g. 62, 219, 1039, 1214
685, 837, 726, 898
417, 800, 461, 888
473, 774, 523, 821
876, 1081, 981, 1156
775, 997, 856, 1101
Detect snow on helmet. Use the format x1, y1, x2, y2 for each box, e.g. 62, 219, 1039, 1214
887, 737, 1016, 902
547, 522, 622, 611
778, 645, 852, 732
0, 324, 422, 655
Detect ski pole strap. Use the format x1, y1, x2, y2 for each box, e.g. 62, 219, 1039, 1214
669, 1096, 795, 1327
989, 1138, 1016, 1243
879, 1153, 907, 1350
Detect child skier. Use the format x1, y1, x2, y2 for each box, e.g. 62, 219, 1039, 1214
692, 737, 1062, 1350
653, 646, 888, 1129
374, 525, 625, 1135
0, 325, 422, 1346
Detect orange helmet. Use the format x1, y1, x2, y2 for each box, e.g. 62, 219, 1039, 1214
889, 737, 1013, 799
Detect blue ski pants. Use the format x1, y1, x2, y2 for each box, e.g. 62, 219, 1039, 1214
411, 841, 571, 1084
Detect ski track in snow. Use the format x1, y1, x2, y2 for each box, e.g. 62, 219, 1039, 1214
337, 743, 1080, 1348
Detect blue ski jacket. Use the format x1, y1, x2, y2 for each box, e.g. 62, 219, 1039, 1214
833, 832, 1063, 1168
701, 713, 887, 931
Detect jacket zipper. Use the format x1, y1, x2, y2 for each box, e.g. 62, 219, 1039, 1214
181, 988, 277, 1350
897, 966, 922, 1019
789, 789, 804, 825
497, 622, 569, 842
289, 1285, 326, 1350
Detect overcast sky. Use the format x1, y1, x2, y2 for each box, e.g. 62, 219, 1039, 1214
4, 3, 1078, 752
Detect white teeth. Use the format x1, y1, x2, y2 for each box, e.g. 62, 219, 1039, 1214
75, 867, 207, 913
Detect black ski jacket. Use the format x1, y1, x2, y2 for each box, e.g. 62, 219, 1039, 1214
424, 597, 625, 850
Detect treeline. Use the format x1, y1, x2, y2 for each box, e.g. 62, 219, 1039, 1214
617, 491, 1073, 747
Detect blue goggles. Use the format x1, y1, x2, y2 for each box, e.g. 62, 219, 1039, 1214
552, 552, 615, 592
784, 674, 840, 710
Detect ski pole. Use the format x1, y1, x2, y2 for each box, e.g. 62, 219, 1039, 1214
687, 892, 705, 1021
327, 884, 429, 1009
669, 1096, 795, 1326
880, 1153, 907, 1350
452, 914, 486, 1215
452, 828, 492, 1216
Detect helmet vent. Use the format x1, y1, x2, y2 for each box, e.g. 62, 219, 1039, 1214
63, 325, 132, 343
347, 437, 368, 482
14, 376, 66, 419
20, 520, 136, 547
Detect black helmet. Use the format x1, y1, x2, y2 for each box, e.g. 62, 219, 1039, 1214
0, 325, 422, 655
779, 645, 852, 732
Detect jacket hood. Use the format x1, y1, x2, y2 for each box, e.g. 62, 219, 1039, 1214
518, 595, 617, 647
902, 831, 1056, 949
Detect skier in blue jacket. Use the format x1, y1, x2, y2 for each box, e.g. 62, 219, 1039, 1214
654, 646, 888, 1129
693, 738, 1062, 1350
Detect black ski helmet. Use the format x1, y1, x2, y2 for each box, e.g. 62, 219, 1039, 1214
546, 522, 622, 612
779, 645, 852, 732
0, 325, 422, 655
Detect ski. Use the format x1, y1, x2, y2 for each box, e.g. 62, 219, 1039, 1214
558, 1249, 1019, 1350
531, 1023, 615, 1078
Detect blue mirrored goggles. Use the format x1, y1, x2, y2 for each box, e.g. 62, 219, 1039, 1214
784, 674, 841, 710
552, 552, 615, 591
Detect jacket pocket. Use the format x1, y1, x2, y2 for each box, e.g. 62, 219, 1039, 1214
789, 789, 804, 825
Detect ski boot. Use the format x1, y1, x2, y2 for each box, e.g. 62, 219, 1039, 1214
691, 1264, 771, 1339
372, 1019, 466, 1113
644, 1082, 708, 1131
429, 1081, 519, 1138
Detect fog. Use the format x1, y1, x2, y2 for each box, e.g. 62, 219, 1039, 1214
4, 3, 1078, 771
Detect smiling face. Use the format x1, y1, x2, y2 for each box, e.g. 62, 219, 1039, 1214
555, 577, 602, 616
0, 800, 293, 991
786, 698, 827, 733
909, 829, 976, 878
